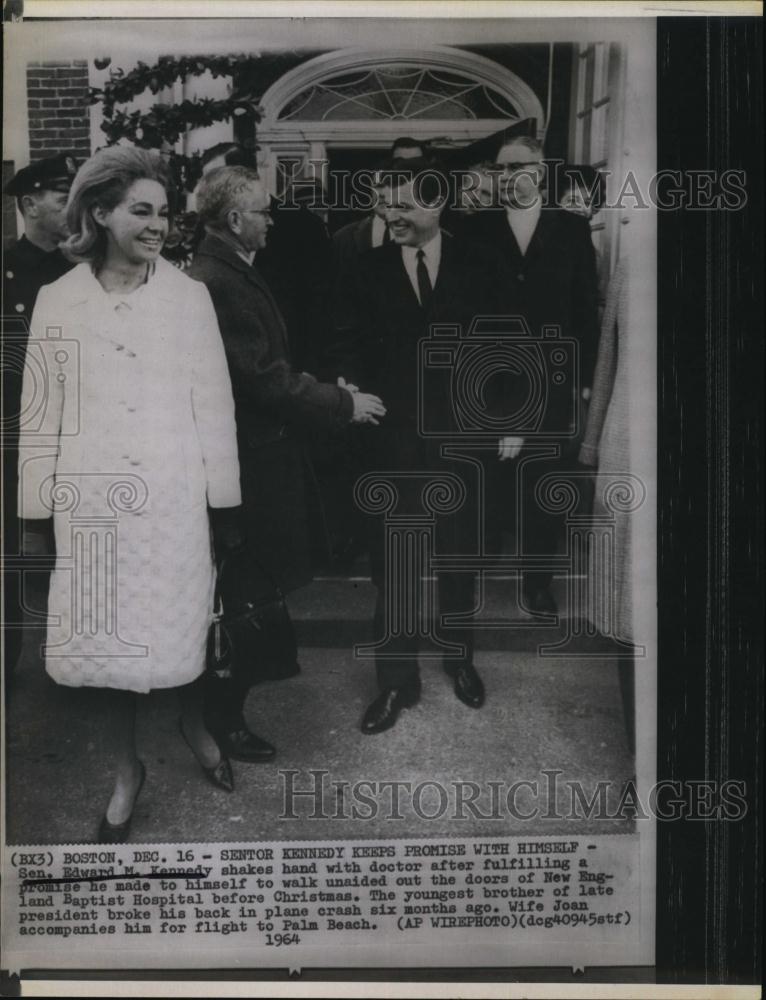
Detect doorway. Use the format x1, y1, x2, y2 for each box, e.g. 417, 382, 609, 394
325, 147, 388, 235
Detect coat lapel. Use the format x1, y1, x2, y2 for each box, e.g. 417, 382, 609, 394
379, 241, 422, 312
429, 231, 457, 316
356, 216, 373, 253
522, 207, 556, 264
197, 233, 290, 349
480, 209, 523, 265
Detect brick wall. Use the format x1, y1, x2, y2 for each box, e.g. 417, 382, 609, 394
27, 60, 91, 162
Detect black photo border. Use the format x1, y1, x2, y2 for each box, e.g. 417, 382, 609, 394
655, 14, 763, 987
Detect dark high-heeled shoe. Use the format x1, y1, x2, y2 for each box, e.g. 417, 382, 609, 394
98, 761, 146, 844
178, 718, 234, 792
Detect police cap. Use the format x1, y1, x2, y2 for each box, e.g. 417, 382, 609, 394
445, 118, 539, 169
4, 153, 78, 198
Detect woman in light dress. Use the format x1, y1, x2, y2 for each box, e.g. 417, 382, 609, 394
18, 146, 245, 841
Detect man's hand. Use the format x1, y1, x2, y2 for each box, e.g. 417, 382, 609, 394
498, 436, 524, 461
351, 391, 386, 425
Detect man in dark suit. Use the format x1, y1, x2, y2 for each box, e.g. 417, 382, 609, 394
460, 135, 600, 615
333, 158, 509, 734
329, 144, 428, 571
188, 166, 385, 761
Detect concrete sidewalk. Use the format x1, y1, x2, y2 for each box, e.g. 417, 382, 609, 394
5, 575, 637, 845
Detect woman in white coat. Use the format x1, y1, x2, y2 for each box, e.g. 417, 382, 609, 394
18, 146, 244, 841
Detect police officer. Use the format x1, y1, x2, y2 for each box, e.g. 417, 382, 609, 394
3, 153, 77, 321
2, 153, 77, 683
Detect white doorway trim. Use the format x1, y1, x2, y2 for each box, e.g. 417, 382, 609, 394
258, 45, 546, 146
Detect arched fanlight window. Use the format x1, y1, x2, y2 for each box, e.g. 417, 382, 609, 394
278, 65, 523, 122
259, 48, 546, 141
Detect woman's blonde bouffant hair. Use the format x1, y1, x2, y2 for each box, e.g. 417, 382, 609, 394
62, 145, 172, 266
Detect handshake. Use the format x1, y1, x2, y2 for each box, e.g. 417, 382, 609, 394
337, 377, 387, 426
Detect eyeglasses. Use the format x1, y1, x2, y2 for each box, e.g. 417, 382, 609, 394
489, 161, 543, 173
242, 208, 272, 218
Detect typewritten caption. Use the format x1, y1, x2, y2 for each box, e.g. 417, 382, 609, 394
2, 836, 643, 970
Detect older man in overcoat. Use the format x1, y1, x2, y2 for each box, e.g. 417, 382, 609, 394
189, 166, 384, 761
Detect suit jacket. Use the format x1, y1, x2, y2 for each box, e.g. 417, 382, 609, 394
188, 233, 353, 450
332, 215, 374, 273
332, 232, 512, 468
460, 206, 600, 394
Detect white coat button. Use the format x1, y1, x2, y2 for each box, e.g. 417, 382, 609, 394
6, 270, 13, 279
15, 303, 25, 312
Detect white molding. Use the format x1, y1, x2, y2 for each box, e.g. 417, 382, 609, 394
259, 46, 545, 130
257, 120, 519, 148
3, 27, 31, 180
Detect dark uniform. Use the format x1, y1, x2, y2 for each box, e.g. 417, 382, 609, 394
4, 234, 73, 324
2, 154, 77, 679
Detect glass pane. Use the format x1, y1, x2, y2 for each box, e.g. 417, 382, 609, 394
278, 64, 521, 121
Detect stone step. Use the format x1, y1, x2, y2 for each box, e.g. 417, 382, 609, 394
288, 575, 628, 656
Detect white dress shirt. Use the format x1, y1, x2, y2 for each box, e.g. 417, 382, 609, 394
505, 198, 542, 256
401, 231, 442, 304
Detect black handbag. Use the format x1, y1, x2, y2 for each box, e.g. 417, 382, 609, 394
207, 547, 300, 686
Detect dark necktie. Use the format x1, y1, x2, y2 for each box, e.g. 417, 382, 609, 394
416, 248, 432, 310
382, 225, 391, 245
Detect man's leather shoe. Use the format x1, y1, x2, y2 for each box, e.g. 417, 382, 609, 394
218, 728, 276, 763
361, 686, 420, 734
452, 664, 485, 709
523, 586, 558, 616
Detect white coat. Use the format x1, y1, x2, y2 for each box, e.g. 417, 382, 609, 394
17, 257, 242, 692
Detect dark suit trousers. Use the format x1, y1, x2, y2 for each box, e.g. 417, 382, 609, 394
204, 670, 252, 736
368, 533, 476, 690
483, 449, 561, 592
363, 448, 477, 691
